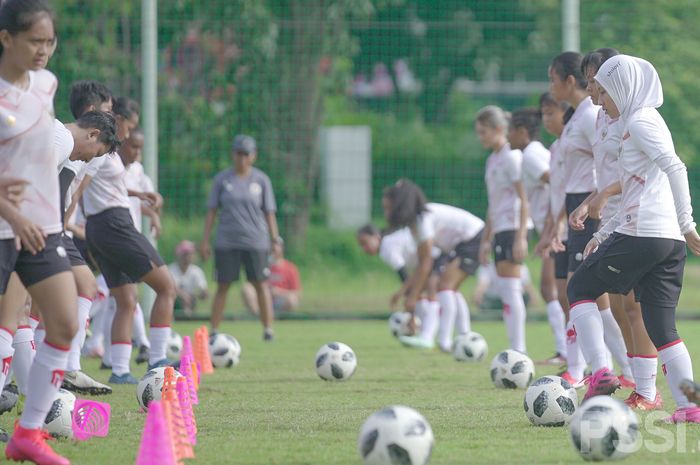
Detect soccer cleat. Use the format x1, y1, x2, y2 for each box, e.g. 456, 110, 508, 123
618, 375, 636, 389
263, 329, 274, 342
664, 406, 700, 424
5, 424, 70, 465
99, 362, 112, 371
108, 373, 139, 385
679, 379, 700, 403
560, 371, 581, 387
583, 368, 621, 401
0, 384, 19, 416
147, 358, 175, 371
537, 353, 567, 366
62, 370, 113, 396
135, 345, 149, 365
624, 391, 663, 410
397, 335, 435, 350
0, 427, 8, 443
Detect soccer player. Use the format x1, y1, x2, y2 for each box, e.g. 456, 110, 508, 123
507, 107, 566, 364
476, 105, 529, 354
69, 97, 176, 384
381, 181, 485, 352
569, 55, 700, 422
200, 135, 281, 341
0, 1, 78, 463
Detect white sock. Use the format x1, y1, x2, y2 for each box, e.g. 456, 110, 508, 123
33, 328, 46, 352
85, 298, 107, 354
19, 341, 69, 429
499, 277, 526, 353
12, 326, 35, 396
599, 308, 632, 378
132, 303, 151, 349
419, 300, 439, 342
633, 354, 658, 401
28, 315, 40, 331
437, 290, 457, 351
148, 326, 170, 364
569, 301, 609, 372
455, 292, 471, 335
414, 299, 427, 325
102, 297, 116, 366
0, 328, 14, 389
546, 300, 567, 357
565, 321, 586, 381
111, 343, 132, 376
67, 296, 92, 372
658, 340, 696, 409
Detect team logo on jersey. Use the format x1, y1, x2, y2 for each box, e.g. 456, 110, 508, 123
5, 114, 15, 127
56, 246, 67, 258
224, 181, 233, 192
51, 369, 65, 388
626, 214, 632, 223
249, 182, 262, 197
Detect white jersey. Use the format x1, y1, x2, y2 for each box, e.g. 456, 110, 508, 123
600, 108, 692, 241
414, 203, 484, 252
83, 152, 131, 217
123, 161, 153, 233
168, 263, 208, 296
561, 96, 598, 194
593, 109, 623, 224
548, 138, 568, 242
379, 227, 442, 272
0, 70, 61, 239
485, 143, 523, 233
54, 119, 73, 168
521, 140, 550, 233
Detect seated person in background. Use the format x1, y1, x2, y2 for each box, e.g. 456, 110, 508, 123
169, 240, 209, 316
242, 241, 301, 314
472, 262, 537, 311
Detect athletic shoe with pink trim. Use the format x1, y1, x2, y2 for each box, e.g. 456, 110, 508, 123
560, 371, 581, 387
583, 368, 621, 401
664, 406, 700, 424
5, 424, 70, 465
624, 391, 663, 410
618, 375, 636, 389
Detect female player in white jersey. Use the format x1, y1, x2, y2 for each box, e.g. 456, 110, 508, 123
381, 181, 485, 352
507, 108, 566, 364
69, 97, 176, 385
0, 1, 78, 463
569, 49, 660, 408
568, 55, 700, 422
547, 52, 629, 389
476, 106, 529, 354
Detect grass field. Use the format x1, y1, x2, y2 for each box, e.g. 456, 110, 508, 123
36, 319, 700, 465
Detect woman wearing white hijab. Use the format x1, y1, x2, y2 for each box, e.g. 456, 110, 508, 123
567, 54, 700, 423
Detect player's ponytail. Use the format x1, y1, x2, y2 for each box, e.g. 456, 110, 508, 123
383, 179, 428, 230
551, 52, 586, 89
0, 0, 54, 57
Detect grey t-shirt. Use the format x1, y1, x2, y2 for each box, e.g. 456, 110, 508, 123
207, 167, 277, 250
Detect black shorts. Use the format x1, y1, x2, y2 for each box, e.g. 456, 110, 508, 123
62, 233, 86, 267
566, 193, 599, 273
73, 236, 99, 272
86, 208, 164, 289
214, 248, 269, 283
448, 229, 483, 275
552, 242, 568, 280
573, 233, 686, 306
493, 230, 525, 264
0, 234, 72, 293
431, 253, 451, 275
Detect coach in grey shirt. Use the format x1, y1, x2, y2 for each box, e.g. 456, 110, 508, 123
200, 135, 281, 341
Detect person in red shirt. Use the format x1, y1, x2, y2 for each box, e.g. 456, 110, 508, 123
242, 241, 301, 313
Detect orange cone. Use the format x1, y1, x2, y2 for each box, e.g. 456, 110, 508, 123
163, 397, 193, 461
194, 327, 214, 374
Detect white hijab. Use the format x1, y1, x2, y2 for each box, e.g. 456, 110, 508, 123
594, 54, 663, 124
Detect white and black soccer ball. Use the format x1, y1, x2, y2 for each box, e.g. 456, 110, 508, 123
315, 342, 357, 381
524, 375, 578, 426
388, 312, 421, 338
358, 405, 434, 465
490, 349, 534, 389
452, 331, 488, 362
166, 330, 183, 360
208, 333, 242, 368
44, 388, 76, 438
136, 366, 184, 411
569, 396, 640, 461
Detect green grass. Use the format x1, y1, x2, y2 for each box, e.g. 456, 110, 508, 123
39, 320, 700, 464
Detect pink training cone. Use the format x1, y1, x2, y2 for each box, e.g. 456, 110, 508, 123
176, 376, 197, 445
136, 400, 177, 465
181, 335, 194, 364
72, 399, 111, 440
179, 354, 199, 405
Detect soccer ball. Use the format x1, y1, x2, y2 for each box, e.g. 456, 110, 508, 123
358, 405, 434, 465
136, 366, 184, 411
315, 342, 357, 381
524, 375, 578, 426
388, 312, 421, 338
44, 389, 76, 438
166, 330, 183, 360
452, 331, 488, 362
208, 333, 242, 368
569, 396, 640, 461
490, 350, 534, 389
